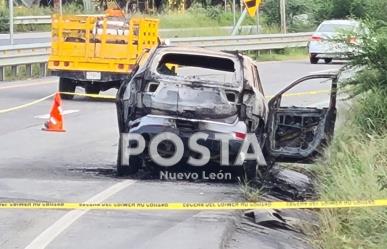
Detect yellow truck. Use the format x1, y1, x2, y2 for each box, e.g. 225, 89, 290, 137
48, 10, 159, 99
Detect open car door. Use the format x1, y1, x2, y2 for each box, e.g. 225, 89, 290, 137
265, 74, 338, 162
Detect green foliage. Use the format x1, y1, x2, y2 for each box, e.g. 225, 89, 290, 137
262, 0, 314, 26
158, 6, 255, 29
336, 21, 387, 134
250, 47, 307, 62
13, 5, 52, 16
352, 91, 387, 135
260, 0, 387, 30
315, 126, 387, 249
261, 0, 317, 32
313, 0, 387, 23
316, 3, 387, 248
343, 22, 387, 98
204, 6, 224, 21
0, 7, 8, 32
239, 179, 262, 202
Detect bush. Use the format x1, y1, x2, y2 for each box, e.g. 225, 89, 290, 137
352, 88, 387, 135
315, 4, 387, 249
348, 23, 387, 76
261, 0, 316, 32
342, 22, 387, 132
0, 8, 9, 33
313, 0, 387, 23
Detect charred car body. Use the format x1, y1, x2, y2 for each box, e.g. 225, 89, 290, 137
116, 46, 338, 181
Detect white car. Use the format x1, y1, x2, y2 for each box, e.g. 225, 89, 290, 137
308, 20, 361, 64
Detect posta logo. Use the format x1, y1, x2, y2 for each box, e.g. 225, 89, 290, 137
120, 132, 266, 167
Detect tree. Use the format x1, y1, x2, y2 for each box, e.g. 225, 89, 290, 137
262, 0, 314, 26
313, 0, 387, 23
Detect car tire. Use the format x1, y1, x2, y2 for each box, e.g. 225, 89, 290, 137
243, 160, 258, 185
59, 78, 76, 100
117, 156, 141, 176
309, 54, 319, 64
116, 139, 141, 176
85, 84, 101, 95
324, 58, 333, 64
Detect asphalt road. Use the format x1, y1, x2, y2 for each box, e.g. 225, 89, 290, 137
0, 60, 342, 249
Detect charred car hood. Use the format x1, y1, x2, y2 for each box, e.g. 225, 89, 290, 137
141, 79, 239, 120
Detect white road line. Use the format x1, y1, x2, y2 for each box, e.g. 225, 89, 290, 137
24, 180, 136, 249
34, 110, 80, 119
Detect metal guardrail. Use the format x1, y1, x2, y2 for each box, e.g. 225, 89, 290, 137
170, 32, 311, 51
14, 16, 52, 25
0, 32, 311, 81
0, 43, 51, 80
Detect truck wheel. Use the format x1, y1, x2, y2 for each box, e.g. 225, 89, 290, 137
117, 140, 141, 176
85, 84, 101, 95
59, 78, 76, 100
324, 58, 333, 64
309, 54, 319, 64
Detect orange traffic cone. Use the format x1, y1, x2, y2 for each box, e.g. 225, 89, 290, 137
42, 92, 66, 132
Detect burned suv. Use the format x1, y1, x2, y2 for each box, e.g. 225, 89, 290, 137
116, 46, 338, 181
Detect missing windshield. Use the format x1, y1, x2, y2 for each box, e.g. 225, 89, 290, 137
156, 53, 237, 83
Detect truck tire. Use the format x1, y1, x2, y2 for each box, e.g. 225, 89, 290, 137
59, 78, 76, 100
324, 58, 333, 64
117, 139, 141, 176
85, 84, 101, 95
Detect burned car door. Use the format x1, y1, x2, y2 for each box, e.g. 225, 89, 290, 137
116, 72, 147, 133
116, 49, 155, 133
265, 74, 338, 162
239, 56, 267, 135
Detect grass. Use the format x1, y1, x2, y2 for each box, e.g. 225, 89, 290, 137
314, 91, 387, 249
157, 9, 254, 29
1, 4, 279, 35
3, 64, 42, 81
239, 178, 262, 202
249, 47, 308, 62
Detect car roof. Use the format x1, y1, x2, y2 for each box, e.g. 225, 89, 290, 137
156, 45, 240, 60
320, 19, 360, 25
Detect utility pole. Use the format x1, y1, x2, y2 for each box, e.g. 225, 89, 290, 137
280, 0, 287, 34
233, 0, 236, 27
231, 8, 247, 36
256, 9, 260, 33
8, 0, 13, 45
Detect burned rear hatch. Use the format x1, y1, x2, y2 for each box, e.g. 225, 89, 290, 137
142, 50, 243, 121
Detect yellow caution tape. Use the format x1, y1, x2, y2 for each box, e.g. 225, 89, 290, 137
267, 89, 331, 98
0, 92, 115, 114
281, 89, 331, 97
0, 89, 331, 114
0, 93, 56, 114
0, 200, 386, 210
60, 92, 116, 100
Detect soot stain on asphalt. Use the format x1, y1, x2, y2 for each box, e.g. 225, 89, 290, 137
68, 162, 245, 184
68, 167, 116, 177
133, 162, 244, 183
67, 162, 314, 201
